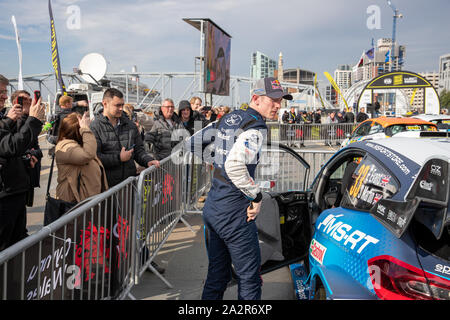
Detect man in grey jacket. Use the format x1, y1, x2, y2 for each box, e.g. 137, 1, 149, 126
145, 98, 186, 161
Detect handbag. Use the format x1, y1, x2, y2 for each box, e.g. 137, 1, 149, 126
43, 154, 79, 226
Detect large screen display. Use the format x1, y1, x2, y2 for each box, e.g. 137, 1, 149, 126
204, 21, 231, 96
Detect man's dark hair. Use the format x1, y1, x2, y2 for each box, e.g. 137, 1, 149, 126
103, 88, 123, 100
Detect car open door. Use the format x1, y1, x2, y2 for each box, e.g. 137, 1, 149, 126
253, 142, 313, 274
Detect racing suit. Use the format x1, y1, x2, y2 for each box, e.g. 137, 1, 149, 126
201, 106, 266, 300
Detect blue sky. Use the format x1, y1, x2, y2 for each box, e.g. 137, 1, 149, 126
0, 0, 449, 95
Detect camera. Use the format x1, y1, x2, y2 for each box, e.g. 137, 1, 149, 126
22, 149, 43, 167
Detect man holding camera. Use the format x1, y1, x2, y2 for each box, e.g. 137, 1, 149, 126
0, 75, 45, 250
10, 90, 44, 208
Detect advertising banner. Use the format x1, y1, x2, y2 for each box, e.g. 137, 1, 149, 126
48, 0, 67, 95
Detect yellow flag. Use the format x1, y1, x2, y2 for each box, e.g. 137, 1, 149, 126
324, 72, 349, 112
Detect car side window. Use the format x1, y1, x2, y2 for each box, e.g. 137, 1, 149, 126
369, 123, 383, 134
340, 154, 399, 211
353, 122, 371, 137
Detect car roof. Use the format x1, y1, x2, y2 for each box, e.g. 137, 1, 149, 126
412, 114, 450, 122
369, 137, 450, 166
369, 116, 436, 127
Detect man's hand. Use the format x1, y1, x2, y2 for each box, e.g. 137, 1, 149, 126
120, 146, 133, 162
7, 105, 23, 121
148, 160, 160, 168
78, 111, 91, 129
29, 98, 45, 121
246, 201, 262, 222
29, 155, 38, 169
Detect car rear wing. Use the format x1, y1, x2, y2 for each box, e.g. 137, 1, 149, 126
420, 131, 450, 138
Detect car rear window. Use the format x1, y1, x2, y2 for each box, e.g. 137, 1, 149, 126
385, 124, 437, 136
341, 154, 399, 211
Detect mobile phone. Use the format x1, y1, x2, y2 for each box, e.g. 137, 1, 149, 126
127, 144, 136, 151
15, 96, 24, 106
202, 106, 212, 111
34, 90, 41, 101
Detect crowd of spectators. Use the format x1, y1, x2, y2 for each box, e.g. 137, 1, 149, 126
281, 106, 369, 125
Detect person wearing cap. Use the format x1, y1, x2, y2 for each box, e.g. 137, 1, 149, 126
201, 77, 292, 300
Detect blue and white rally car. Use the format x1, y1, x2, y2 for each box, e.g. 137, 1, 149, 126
254, 137, 450, 300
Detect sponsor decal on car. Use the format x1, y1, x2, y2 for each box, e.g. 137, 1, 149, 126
317, 214, 380, 254
435, 264, 450, 276
310, 239, 327, 265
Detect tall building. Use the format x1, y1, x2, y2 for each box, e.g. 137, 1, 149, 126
278, 52, 284, 82
325, 85, 337, 106
439, 53, 450, 93
334, 65, 352, 108
406, 72, 440, 110
334, 65, 352, 90
352, 38, 406, 84
250, 51, 277, 79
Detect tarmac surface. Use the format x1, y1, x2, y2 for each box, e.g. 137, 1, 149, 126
129, 212, 297, 300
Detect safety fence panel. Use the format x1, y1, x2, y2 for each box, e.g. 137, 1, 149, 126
267, 123, 357, 146
186, 153, 214, 211
255, 149, 335, 193
134, 149, 185, 284
0, 177, 137, 300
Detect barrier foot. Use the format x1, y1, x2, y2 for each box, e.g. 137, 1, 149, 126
180, 216, 196, 234
127, 293, 137, 300
148, 264, 173, 289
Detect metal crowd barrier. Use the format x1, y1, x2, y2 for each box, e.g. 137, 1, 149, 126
255, 148, 335, 193
268, 123, 357, 147
0, 176, 138, 300
134, 148, 186, 289
0, 134, 336, 300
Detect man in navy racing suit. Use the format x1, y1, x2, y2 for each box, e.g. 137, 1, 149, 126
201, 77, 292, 300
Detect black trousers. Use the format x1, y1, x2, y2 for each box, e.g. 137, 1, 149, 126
0, 193, 28, 252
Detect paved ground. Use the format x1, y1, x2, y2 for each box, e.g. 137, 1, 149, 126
130, 212, 297, 300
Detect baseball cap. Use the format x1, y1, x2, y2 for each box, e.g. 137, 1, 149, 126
251, 77, 293, 100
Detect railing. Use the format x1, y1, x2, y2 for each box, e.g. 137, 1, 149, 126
0, 177, 137, 300
0, 134, 334, 300
268, 123, 358, 147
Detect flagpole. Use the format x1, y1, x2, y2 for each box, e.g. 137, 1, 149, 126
48, 0, 67, 95
11, 15, 23, 90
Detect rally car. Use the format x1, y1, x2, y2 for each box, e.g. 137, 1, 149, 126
412, 114, 450, 132
340, 117, 438, 149
253, 137, 450, 300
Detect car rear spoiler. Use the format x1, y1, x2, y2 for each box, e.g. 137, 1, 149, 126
420, 131, 449, 138
371, 158, 449, 239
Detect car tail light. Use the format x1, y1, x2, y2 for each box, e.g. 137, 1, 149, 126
368, 255, 450, 300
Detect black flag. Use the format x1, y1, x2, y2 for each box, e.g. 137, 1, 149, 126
48, 0, 67, 95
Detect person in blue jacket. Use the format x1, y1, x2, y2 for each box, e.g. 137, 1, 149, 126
201, 77, 292, 300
